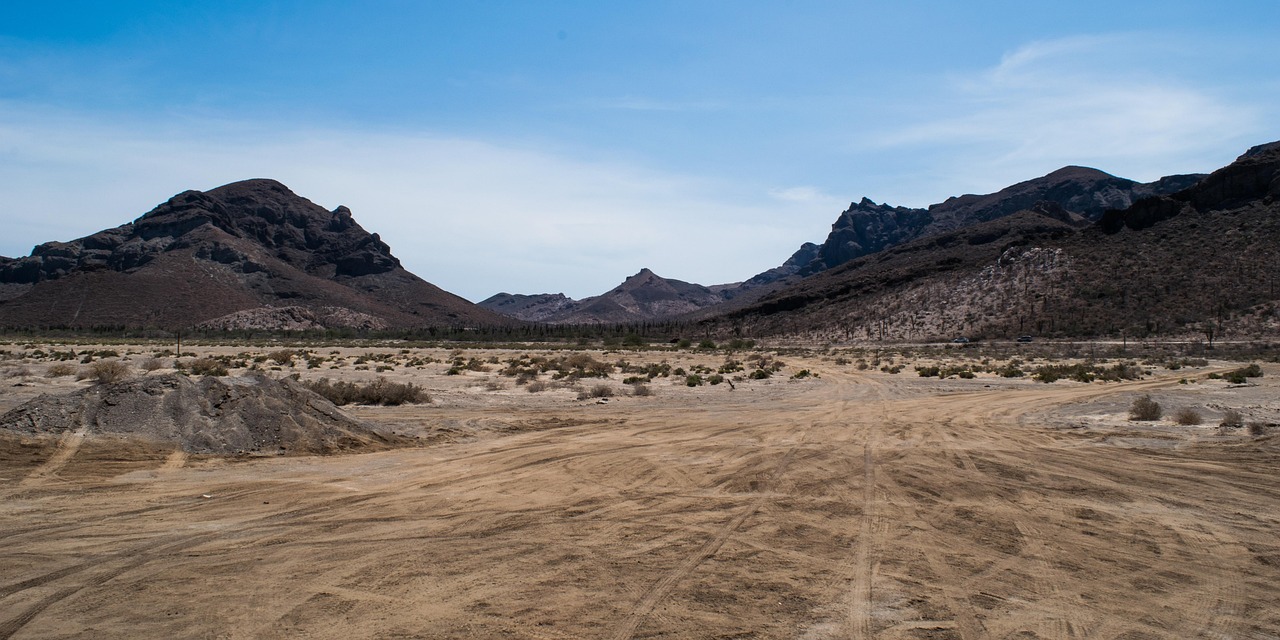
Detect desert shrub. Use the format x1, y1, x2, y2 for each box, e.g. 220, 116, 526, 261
484, 380, 507, 391
1220, 409, 1244, 429
138, 357, 165, 372
631, 384, 653, 396
46, 363, 77, 378
1172, 407, 1203, 426
267, 350, 297, 366
708, 374, 724, 385
1129, 395, 1162, 421
916, 365, 940, 377
791, 369, 813, 379
189, 358, 229, 377
1224, 364, 1263, 384
85, 360, 131, 384
1248, 422, 1269, 437
749, 369, 771, 380
526, 380, 549, 393
698, 339, 717, 350
578, 384, 613, 400
685, 374, 704, 387
301, 377, 427, 406
725, 338, 755, 350
956, 370, 976, 379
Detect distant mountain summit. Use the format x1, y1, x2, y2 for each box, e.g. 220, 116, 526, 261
0, 179, 509, 330
746, 166, 1205, 286
479, 268, 726, 324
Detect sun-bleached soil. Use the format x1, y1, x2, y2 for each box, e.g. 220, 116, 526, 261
1, 343, 1279, 639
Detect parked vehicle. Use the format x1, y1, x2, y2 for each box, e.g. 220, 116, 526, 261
1016, 335, 1034, 343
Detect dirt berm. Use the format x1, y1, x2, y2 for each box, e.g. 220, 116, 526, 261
0, 373, 406, 455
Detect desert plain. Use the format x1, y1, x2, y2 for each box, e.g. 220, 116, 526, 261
1, 342, 1279, 639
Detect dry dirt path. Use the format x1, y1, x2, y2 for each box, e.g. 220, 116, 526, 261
2, 366, 1279, 639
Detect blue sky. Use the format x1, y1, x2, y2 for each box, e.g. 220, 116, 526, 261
2, 1, 1278, 301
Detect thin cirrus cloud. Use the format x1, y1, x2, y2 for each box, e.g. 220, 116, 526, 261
0, 106, 835, 301
870, 34, 1268, 200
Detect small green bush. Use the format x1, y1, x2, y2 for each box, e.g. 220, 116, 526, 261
685, 374, 704, 387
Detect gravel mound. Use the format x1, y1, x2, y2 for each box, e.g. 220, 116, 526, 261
0, 373, 406, 455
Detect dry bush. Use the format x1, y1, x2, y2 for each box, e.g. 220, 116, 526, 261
1129, 395, 1162, 421
526, 380, 549, 393
267, 350, 297, 366
1248, 422, 1269, 437
577, 384, 614, 400
6, 366, 34, 378
189, 358, 229, 377
1220, 409, 1244, 429
484, 380, 507, 391
84, 360, 132, 384
138, 357, 165, 372
1172, 407, 1203, 426
631, 384, 653, 397
46, 363, 77, 378
301, 377, 428, 406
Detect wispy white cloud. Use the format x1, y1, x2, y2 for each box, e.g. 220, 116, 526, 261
0, 104, 834, 301
870, 33, 1271, 200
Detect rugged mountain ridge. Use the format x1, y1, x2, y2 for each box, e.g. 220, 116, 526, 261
747, 166, 1205, 286
479, 268, 725, 324
704, 142, 1280, 341
0, 179, 510, 330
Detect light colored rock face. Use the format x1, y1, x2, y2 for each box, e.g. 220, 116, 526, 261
0, 373, 401, 455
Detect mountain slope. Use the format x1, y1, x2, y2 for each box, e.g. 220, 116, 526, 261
704, 143, 1280, 341
743, 167, 1205, 288
0, 179, 510, 330
479, 268, 726, 324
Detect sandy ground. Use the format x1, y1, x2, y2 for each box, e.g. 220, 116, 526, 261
2, 345, 1279, 639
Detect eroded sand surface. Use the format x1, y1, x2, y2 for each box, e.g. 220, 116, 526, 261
2, 351, 1279, 639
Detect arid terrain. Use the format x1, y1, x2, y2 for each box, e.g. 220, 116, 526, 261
2, 342, 1279, 639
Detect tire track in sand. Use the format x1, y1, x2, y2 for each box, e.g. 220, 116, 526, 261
14, 425, 88, 490
608, 431, 808, 640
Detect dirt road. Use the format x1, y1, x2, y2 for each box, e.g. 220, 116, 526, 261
2, 361, 1279, 638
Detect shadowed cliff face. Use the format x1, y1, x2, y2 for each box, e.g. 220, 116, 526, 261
1, 179, 399, 285
0, 179, 509, 330
748, 166, 1205, 285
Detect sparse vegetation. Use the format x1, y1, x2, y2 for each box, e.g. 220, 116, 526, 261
1129, 395, 1162, 421
301, 377, 428, 406
1172, 407, 1203, 426
1220, 409, 1244, 429
188, 358, 229, 377
46, 363, 77, 378
83, 360, 132, 384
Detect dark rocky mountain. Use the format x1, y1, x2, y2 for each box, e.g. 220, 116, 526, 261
701, 142, 1280, 341
477, 292, 576, 323
480, 268, 726, 324
0, 179, 511, 330
743, 166, 1205, 286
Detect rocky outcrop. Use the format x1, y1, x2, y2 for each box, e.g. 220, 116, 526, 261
743, 166, 1206, 286
0, 179, 510, 330
1101, 141, 1280, 234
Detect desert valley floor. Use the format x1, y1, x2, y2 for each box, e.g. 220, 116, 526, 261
2, 344, 1279, 639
